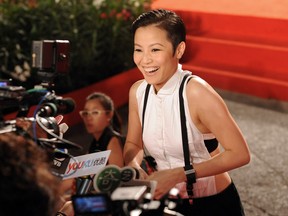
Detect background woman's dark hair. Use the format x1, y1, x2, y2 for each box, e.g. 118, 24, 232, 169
86, 92, 122, 134
131, 9, 186, 55
0, 132, 60, 216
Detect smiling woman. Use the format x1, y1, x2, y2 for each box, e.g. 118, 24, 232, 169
123, 9, 250, 216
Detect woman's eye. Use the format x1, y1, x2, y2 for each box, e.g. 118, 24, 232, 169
134, 48, 142, 52
82, 112, 89, 117
91, 111, 100, 115
151, 48, 160, 52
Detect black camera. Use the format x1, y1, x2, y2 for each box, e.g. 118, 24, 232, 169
72, 186, 149, 216
32, 40, 70, 83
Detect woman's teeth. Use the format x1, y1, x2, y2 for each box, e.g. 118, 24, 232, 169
145, 67, 158, 73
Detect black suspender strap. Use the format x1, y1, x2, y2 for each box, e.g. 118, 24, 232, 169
141, 84, 158, 172
179, 74, 190, 166
179, 74, 196, 204
142, 83, 151, 133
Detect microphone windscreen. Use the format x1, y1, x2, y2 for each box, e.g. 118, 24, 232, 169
121, 167, 140, 182
57, 98, 75, 114
39, 102, 58, 116
93, 165, 121, 194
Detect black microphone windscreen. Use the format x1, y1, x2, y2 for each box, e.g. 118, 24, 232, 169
38, 98, 75, 117
121, 167, 140, 182
39, 103, 58, 117
57, 98, 75, 114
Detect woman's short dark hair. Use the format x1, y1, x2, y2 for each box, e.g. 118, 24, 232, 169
132, 9, 186, 55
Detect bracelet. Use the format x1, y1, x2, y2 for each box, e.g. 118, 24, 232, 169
184, 164, 196, 184
56, 212, 67, 216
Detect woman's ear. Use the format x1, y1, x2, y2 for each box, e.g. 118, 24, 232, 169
107, 111, 113, 122
176, 41, 186, 59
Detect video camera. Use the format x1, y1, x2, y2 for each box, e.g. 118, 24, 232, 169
0, 39, 82, 164
72, 165, 184, 216
0, 39, 70, 114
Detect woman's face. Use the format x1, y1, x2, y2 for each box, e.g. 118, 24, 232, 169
133, 25, 185, 92
81, 99, 111, 135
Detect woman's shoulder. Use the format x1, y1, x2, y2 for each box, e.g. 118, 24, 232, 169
129, 79, 148, 98
186, 75, 226, 109
130, 79, 146, 91
186, 74, 216, 95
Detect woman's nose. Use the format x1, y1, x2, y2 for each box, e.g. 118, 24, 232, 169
142, 52, 152, 64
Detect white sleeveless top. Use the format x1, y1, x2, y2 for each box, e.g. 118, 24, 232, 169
136, 64, 217, 198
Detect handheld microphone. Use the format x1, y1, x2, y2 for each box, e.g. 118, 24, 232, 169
121, 167, 140, 182
77, 176, 93, 195
37, 98, 75, 117
92, 166, 141, 194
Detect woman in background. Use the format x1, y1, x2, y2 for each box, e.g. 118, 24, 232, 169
80, 92, 124, 167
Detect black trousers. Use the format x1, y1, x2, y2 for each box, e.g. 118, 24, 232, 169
172, 182, 245, 216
